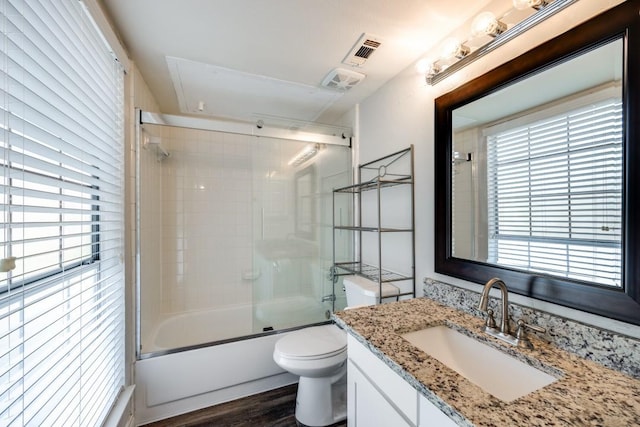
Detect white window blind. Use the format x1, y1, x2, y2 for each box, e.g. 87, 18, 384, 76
0, 1, 125, 426
487, 97, 623, 287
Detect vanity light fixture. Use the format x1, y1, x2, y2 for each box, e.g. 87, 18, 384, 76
471, 12, 507, 38
513, 0, 550, 11
440, 38, 470, 60
416, 58, 441, 79
426, 62, 441, 80
425, 0, 578, 85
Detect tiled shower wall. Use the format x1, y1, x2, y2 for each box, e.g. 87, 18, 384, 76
451, 128, 478, 260
158, 128, 254, 314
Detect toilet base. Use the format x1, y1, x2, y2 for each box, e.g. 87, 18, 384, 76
295, 365, 347, 427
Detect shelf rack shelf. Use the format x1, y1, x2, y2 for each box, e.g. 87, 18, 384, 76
333, 226, 413, 233
332, 146, 415, 303
333, 176, 413, 194
334, 262, 413, 284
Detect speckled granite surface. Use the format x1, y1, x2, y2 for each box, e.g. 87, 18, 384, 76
423, 278, 640, 380
333, 298, 640, 426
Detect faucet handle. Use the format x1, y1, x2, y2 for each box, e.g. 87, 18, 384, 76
483, 308, 497, 330
515, 319, 546, 348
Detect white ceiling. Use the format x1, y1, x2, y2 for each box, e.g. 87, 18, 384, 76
453, 38, 624, 130
102, 0, 493, 129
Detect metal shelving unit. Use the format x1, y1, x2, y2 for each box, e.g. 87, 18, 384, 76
332, 146, 415, 303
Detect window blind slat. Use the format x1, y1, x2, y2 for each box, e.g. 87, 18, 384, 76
3, 2, 115, 120
49, 1, 116, 87
0, 1, 124, 425
0, 262, 122, 349
487, 96, 622, 287
2, 116, 120, 174
1, 87, 120, 165
0, 271, 122, 406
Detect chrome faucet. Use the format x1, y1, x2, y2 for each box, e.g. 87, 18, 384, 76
321, 294, 336, 303
478, 277, 510, 335
477, 277, 547, 348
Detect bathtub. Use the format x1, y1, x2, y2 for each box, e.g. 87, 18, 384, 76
135, 297, 327, 425
147, 296, 327, 352
148, 304, 254, 352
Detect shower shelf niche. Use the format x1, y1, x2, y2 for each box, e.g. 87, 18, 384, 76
332, 146, 416, 303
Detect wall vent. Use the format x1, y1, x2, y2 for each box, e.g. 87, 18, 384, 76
321, 68, 366, 91
343, 33, 382, 67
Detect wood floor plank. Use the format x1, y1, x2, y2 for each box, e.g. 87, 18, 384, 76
142, 384, 347, 427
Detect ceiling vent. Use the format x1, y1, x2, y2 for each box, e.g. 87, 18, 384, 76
343, 33, 382, 67
321, 68, 366, 91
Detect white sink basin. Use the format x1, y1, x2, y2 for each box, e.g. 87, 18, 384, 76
402, 325, 558, 402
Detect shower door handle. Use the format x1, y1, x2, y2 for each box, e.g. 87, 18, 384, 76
261, 208, 265, 240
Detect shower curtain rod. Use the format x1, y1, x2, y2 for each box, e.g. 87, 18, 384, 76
139, 111, 351, 147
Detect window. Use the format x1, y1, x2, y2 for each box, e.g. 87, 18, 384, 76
0, 1, 125, 426
486, 94, 623, 287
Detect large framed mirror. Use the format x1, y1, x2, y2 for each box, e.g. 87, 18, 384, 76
435, 1, 640, 325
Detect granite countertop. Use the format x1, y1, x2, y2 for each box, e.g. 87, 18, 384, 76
333, 297, 640, 426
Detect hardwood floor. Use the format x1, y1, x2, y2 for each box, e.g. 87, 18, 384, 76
142, 384, 348, 427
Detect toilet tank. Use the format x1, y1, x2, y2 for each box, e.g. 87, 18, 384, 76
343, 275, 400, 307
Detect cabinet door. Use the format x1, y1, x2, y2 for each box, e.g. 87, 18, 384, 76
347, 335, 418, 421
418, 395, 459, 427
348, 359, 413, 427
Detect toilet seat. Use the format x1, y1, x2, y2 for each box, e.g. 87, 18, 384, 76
272, 275, 383, 426
275, 325, 347, 360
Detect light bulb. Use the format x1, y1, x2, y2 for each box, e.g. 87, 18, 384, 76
471, 12, 507, 38
512, 0, 549, 10
426, 62, 441, 77
415, 58, 431, 74
416, 59, 440, 77
440, 38, 470, 60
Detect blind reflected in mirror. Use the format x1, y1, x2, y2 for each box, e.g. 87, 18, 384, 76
451, 39, 623, 289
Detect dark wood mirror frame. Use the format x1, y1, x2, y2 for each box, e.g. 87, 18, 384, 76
434, 0, 640, 325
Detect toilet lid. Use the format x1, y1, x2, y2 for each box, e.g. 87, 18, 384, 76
275, 325, 347, 360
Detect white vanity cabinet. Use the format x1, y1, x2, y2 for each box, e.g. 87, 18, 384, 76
347, 359, 413, 427
347, 335, 459, 427
418, 395, 459, 427
347, 335, 416, 426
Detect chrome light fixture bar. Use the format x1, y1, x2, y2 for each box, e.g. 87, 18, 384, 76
427, 0, 579, 85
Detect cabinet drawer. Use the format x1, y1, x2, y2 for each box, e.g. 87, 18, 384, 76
347, 335, 418, 424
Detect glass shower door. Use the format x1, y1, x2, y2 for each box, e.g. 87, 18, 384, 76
251, 138, 351, 333
136, 112, 352, 355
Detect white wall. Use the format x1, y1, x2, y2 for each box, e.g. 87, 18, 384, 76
356, 0, 640, 338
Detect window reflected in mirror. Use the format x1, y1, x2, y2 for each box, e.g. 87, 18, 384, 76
451, 39, 623, 289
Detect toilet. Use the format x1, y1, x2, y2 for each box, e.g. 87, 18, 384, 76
273, 275, 400, 426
